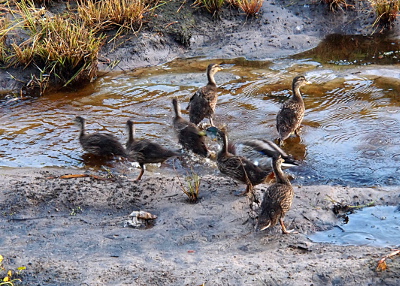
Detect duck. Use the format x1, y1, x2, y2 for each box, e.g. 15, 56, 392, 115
227, 138, 299, 171
205, 126, 272, 196
257, 155, 295, 234
172, 98, 210, 157
74, 116, 126, 158
276, 75, 310, 145
125, 120, 180, 181
186, 63, 223, 126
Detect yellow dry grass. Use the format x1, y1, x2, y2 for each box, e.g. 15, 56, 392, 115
369, 0, 400, 27
235, 0, 264, 16
0, 0, 104, 93
77, 0, 150, 31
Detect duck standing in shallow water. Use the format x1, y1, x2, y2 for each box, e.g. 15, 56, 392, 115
257, 155, 295, 234
276, 76, 310, 145
172, 98, 209, 157
186, 63, 223, 126
74, 116, 126, 158
206, 126, 272, 196
125, 120, 180, 181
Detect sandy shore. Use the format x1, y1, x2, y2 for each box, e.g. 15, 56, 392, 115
0, 166, 399, 285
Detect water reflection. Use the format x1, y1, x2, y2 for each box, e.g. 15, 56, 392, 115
293, 34, 400, 65
1, 35, 400, 186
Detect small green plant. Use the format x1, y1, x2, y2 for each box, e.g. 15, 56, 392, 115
193, 0, 225, 15
70, 206, 83, 216
235, 0, 264, 16
177, 171, 201, 203
369, 0, 400, 28
0, 255, 25, 286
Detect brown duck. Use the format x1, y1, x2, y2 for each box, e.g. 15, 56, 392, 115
276, 75, 310, 145
206, 126, 271, 196
186, 63, 223, 126
125, 120, 180, 181
172, 98, 209, 157
257, 155, 295, 234
74, 116, 126, 158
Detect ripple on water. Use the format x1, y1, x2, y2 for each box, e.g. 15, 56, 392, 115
2, 58, 400, 187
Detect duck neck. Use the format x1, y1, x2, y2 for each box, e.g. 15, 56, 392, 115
292, 83, 303, 101
79, 120, 86, 138
208, 71, 217, 86
273, 158, 290, 184
220, 131, 229, 156
173, 99, 182, 118
127, 121, 135, 144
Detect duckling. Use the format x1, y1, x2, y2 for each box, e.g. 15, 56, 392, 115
125, 120, 180, 181
172, 98, 209, 157
186, 63, 223, 126
74, 116, 126, 158
206, 126, 271, 196
276, 75, 310, 145
228, 138, 299, 170
257, 155, 295, 234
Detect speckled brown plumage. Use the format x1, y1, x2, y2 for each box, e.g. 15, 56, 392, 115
276, 76, 310, 145
126, 120, 180, 181
206, 126, 270, 195
172, 98, 209, 157
257, 155, 294, 234
187, 63, 222, 126
74, 116, 126, 158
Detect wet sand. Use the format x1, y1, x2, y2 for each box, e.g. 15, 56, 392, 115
0, 166, 399, 285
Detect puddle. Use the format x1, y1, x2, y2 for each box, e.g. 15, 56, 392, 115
308, 206, 400, 247
1, 34, 400, 187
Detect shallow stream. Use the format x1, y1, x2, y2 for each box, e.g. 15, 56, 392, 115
1, 34, 400, 187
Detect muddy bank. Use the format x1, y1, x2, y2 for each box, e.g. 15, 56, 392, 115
0, 167, 399, 285
99, 0, 379, 71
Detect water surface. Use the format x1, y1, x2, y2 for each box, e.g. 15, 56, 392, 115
1, 35, 400, 187
308, 206, 400, 247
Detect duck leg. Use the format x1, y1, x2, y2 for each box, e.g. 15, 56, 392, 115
235, 184, 251, 196
279, 218, 296, 234
135, 163, 145, 181
209, 117, 214, 127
